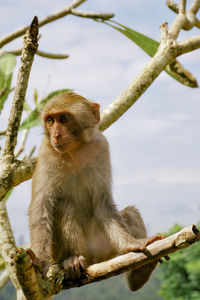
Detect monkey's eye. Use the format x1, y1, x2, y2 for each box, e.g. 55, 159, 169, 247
46, 116, 54, 126
59, 114, 70, 123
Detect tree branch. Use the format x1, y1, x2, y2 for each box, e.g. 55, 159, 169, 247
70, 9, 114, 19
0, 157, 36, 201
12, 225, 200, 299
0, 201, 25, 299
0, 269, 9, 290
5, 49, 69, 60
98, 0, 200, 131
3, 17, 38, 157
0, 0, 114, 48
166, 0, 200, 29
15, 129, 29, 158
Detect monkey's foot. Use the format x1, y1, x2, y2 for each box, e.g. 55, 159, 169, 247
61, 255, 87, 280
144, 235, 165, 247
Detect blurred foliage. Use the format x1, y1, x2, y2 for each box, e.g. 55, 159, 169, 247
1, 270, 163, 300
0, 54, 16, 111
158, 222, 200, 300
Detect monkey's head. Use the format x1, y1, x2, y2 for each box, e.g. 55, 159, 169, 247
42, 92, 100, 153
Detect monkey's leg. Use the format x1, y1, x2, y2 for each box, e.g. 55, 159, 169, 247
120, 206, 159, 291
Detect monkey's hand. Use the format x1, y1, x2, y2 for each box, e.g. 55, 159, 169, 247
61, 255, 87, 280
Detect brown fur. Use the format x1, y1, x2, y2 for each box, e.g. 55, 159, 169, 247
28, 92, 158, 290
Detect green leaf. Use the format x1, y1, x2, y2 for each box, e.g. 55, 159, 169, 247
102, 20, 197, 88
106, 20, 159, 57
20, 89, 72, 130
0, 53, 16, 76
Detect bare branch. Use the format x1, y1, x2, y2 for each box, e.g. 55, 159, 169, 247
36, 50, 69, 59
0, 0, 114, 48
166, 0, 200, 29
0, 201, 25, 298
177, 34, 200, 55
166, 0, 179, 13
15, 129, 29, 158
70, 9, 114, 19
12, 225, 200, 298
0, 130, 6, 136
3, 17, 38, 157
0, 157, 36, 201
5, 49, 69, 60
98, 2, 200, 131
0, 269, 9, 290
179, 0, 186, 14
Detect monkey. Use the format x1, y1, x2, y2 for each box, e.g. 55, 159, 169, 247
28, 92, 162, 291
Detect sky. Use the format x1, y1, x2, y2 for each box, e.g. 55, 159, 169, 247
0, 0, 200, 244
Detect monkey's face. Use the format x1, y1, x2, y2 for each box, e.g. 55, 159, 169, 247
44, 112, 82, 153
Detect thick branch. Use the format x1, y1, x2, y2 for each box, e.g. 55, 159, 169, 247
98, 35, 178, 131
99, 2, 200, 131
13, 225, 200, 298
3, 17, 38, 157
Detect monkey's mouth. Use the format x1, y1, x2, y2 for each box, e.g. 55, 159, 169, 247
53, 143, 69, 153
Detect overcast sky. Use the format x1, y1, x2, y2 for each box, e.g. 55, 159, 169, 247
0, 0, 200, 243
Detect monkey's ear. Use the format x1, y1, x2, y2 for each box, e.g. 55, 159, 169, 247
91, 103, 100, 124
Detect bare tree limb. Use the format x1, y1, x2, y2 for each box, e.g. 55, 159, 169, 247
15, 129, 29, 158
166, 0, 200, 29
0, 269, 9, 290
12, 225, 200, 299
0, 157, 36, 201
70, 9, 114, 19
5, 49, 69, 60
0, 201, 25, 299
0, 0, 114, 49
98, 0, 200, 131
0, 130, 6, 136
3, 17, 38, 157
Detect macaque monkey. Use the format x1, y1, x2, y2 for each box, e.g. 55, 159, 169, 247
28, 92, 161, 291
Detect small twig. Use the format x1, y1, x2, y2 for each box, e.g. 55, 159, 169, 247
28, 146, 36, 159
0, 269, 9, 290
166, 0, 200, 29
0, 87, 7, 99
70, 9, 114, 19
0, 130, 6, 136
15, 129, 29, 158
3, 17, 38, 157
5, 49, 69, 60
166, 0, 179, 13
0, 201, 23, 296
179, 0, 186, 14
0, 0, 114, 48
36, 50, 69, 59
